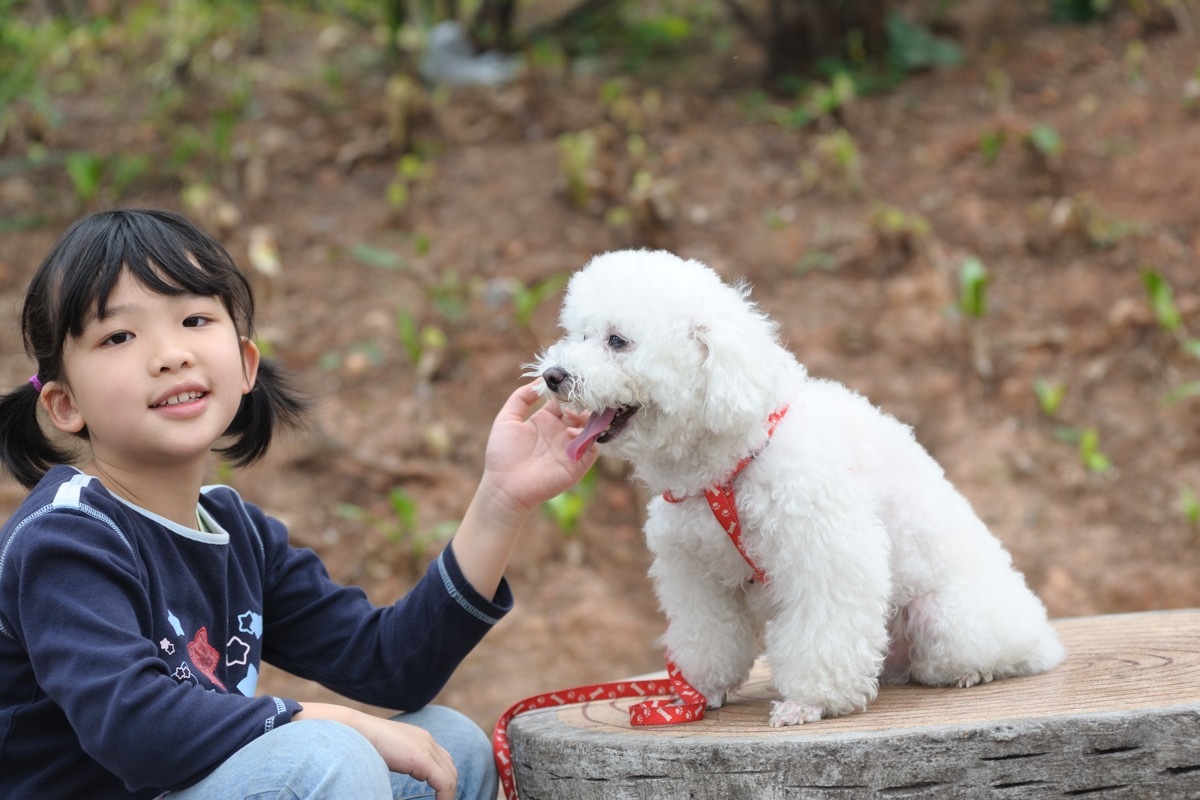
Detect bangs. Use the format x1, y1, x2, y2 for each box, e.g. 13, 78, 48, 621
49, 209, 255, 341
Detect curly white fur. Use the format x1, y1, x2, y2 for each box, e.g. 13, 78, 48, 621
530, 249, 1065, 727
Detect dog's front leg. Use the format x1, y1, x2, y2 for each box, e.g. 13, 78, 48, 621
645, 506, 757, 708
759, 509, 892, 727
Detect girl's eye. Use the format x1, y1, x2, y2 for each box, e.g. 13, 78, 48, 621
607, 334, 630, 351
101, 331, 133, 347
183, 315, 211, 328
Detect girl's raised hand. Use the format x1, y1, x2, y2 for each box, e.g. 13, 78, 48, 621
480, 381, 598, 519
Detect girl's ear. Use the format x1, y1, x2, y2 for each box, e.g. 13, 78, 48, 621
39, 381, 86, 434
240, 337, 260, 395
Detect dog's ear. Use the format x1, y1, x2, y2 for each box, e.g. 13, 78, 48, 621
691, 309, 785, 433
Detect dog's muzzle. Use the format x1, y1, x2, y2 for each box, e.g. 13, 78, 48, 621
542, 366, 571, 397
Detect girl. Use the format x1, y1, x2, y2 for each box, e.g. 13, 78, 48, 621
0, 209, 597, 799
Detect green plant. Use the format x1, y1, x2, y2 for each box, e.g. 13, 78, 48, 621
799, 128, 864, 195
1050, 0, 1114, 23
542, 467, 596, 536
794, 250, 838, 275
396, 310, 422, 364
512, 274, 567, 330
426, 270, 471, 324
336, 489, 457, 560
0, 5, 70, 150
1029, 193, 1143, 249
1025, 123, 1064, 160
396, 310, 447, 379
353, 243, 406, 271
958, 257, 989, 318
747, 70, 856, 131
387, 152, 433, 212
64, 152, 105, 205
979, 128, 1007, 165
557, 129, 600, 210
1165, 381, 1200, 405
1181, 487, 1200, 526
884, 11, 964, 73
986, 68, 1012, 111
1033, 378, 1067, 418
64, 150, 150, 207
795, 11, 962, 98
1123, 39, 1146, 86
1078, 427, 1112, 473
1141, 267, 1183, 334
869, 203, 931, 240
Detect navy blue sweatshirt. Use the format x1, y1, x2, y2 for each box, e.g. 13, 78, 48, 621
0, 466, 512, 798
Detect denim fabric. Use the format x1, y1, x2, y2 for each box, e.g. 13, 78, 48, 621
167, 706, 497, 800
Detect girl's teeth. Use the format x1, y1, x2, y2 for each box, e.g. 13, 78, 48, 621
159, 392, 201, 407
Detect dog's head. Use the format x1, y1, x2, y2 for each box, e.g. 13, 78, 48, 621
530, 249, 797, 466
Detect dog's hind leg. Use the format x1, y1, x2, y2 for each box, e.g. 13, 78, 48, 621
903, 573, 1065, 689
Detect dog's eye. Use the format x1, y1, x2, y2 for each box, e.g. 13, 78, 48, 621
607, 334, 630, 351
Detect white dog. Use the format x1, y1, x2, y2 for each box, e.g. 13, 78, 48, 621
531, 249, 1065, 727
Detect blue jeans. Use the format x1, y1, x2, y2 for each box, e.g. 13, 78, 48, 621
166, 706, 497, 800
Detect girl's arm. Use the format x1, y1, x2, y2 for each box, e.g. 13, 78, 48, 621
255, 383, 594, 711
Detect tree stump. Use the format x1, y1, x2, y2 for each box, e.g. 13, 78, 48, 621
507, 610, 1200, 798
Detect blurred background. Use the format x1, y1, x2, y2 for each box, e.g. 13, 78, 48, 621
1, 0, 1198, 732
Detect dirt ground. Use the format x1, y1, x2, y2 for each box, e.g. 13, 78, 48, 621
1, 2, 1199, 736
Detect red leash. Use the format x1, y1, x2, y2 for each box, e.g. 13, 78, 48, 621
492, 406, 789, 799
493, 659, 705, 799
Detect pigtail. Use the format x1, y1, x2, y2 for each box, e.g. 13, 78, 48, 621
0, 382, 73, 489
216, 356, 309, 468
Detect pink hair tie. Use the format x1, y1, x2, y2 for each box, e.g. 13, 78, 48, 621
29, 375, 43, 393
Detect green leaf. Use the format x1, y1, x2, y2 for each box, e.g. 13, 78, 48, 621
1165, 381, 1200, 405
1027, 124, 1063, 158
64, 152, 104, 201
1078, 428, 1112, 473
1033, 378, 1066, 417
1141, 267, 1182, 332
886, 12, 963, 72
1181, 487, 1200, 526
958, 257, 989, 318
352, 243, 405, 271
387, 487, 418, 532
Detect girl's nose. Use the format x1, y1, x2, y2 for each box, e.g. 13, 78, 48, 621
152, 344, 195, 373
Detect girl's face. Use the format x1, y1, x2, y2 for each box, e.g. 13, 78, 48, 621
40, 270, 260, 473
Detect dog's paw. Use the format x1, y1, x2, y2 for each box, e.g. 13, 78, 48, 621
769, 700, 823, 727
704, 690, 727, 710
954, 670, 995, 689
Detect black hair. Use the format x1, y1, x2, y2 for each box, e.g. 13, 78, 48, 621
0, 208, 308, 489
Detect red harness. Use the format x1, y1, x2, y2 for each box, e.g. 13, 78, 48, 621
662, 405, 788, 583
492, 406, 789, 800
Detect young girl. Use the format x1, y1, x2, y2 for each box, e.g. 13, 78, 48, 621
0, 209, 597, 800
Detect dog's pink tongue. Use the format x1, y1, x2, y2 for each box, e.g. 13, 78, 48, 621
566, 408, 617, 462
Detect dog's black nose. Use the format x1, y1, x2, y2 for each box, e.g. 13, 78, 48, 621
542, 366, 568, 393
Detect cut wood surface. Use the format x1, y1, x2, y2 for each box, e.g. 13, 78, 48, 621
507, 610, 1200, 799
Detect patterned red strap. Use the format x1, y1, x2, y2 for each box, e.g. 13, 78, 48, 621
703, 482, 768, 583
493, 657, 706, 800
662, 405, 788, 584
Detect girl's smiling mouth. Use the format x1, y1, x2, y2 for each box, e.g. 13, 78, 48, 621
150, 386, 209, 409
